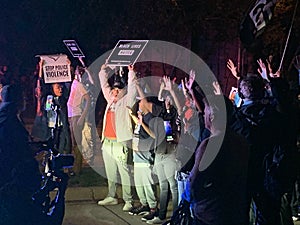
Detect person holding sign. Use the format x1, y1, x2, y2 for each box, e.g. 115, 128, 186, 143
33, 59, 71, 156
97, 62, 137, 211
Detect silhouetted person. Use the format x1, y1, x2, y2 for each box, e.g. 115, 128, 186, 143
0, 84, 42, 225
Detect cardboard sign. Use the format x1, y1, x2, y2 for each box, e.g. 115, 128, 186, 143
63, 40, 85, 58
107, 40, 148, 66
39, 54, 71, 84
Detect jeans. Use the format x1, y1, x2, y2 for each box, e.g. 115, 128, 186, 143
134, 163, 157, 208
176, 171, 190, 204
81, 122, 95, 162
154, 152, 178, 219
252, 192, 281, 225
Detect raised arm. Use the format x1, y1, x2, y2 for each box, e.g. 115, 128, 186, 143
266, 56, 281, 78
227, 59, 240, 80
164, 76, 183, 115
157, 79, 165, 102
77, 92, 91, 127
183, 69, 204, 113
35, 59, 44, 116
257, 58, 270, 82
98, 62, 112, 102
135, 81, 154, 113
126, 64, 138, 107
79, 56, 94, 85
128, 110, 155, 138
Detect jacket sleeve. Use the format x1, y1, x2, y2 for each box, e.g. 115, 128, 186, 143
126, 70, 137, 107
98, 69, 112, 102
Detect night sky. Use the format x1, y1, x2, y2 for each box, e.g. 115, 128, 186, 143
1, 0, 299, 76
0, 0, 122, 72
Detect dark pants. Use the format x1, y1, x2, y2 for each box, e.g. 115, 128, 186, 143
280, 193, 294, 225
252, 192, 281, 225
291, 179, 300, 217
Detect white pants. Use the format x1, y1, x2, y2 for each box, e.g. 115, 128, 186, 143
102, 139, 133, 202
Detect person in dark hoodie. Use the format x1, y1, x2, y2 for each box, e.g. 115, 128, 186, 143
0, 84, 42, 225
231, 75, 286, 225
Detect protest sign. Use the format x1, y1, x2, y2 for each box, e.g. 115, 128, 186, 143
63, 39, 85, 58
39, 54, 71, 84
107, 40, 148, 66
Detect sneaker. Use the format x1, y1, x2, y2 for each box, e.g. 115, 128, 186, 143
122, 202, 133, 211
129, 205, 150, 215
141, 208, 158, 221
97, 197, 118, 206
146, 216, 165, 224
292, 216, 300, 221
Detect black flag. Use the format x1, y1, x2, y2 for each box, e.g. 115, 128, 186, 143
240, 0, 278, 46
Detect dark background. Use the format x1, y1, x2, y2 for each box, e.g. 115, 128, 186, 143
0, 0, 299, 81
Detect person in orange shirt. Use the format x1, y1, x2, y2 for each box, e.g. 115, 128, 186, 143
97, 63, 137, 212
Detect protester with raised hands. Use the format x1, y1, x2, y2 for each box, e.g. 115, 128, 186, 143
32, 59, 71, 156
226, 59, 243, 107
183, 69, 204, 113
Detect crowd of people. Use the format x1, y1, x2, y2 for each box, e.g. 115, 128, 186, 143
0, 52, 300, 225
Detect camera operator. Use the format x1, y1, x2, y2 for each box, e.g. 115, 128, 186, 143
0, 84, 43, 225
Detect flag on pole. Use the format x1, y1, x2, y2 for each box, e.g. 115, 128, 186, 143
240, 0, 278, 46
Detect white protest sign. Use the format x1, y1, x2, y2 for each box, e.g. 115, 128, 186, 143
39, 54, 71, 84
107, 40, 149, 66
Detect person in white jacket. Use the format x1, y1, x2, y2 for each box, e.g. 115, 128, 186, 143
97, 62, 137, 211
67, 65, 92, 174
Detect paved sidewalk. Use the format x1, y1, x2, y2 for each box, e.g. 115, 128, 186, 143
65, 186, 121, 203
63, 186, 173, 225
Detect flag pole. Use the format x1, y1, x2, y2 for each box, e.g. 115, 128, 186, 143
278, 0, 299, 71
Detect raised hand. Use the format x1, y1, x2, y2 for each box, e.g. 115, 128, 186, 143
137, 111, 143, 124
212, 81, 222, 95
257, 58, 268, 81
269, 71, 281, 78
101, 60, 108, 70
227, 59, 239, 79
128, 64, 134, 71
266, 55, 280, 78
185, 69, 195, 92
163, 76, 173, 91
